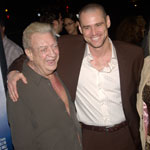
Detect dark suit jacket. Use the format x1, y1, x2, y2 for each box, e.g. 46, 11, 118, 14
57, 35, 144, 149
9, 34, 144, 149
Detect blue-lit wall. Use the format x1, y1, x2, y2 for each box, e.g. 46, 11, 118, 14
0, 34, 13, 150
0, 68, 13, 150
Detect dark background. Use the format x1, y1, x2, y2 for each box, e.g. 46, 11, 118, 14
0, 0, 149, 48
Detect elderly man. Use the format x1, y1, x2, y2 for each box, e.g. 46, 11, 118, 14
7, 22, 82, 150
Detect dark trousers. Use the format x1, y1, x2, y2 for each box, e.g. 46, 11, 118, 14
82, 124, 137, 150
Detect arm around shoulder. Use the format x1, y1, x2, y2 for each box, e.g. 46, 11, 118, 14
8, 54, 27, 73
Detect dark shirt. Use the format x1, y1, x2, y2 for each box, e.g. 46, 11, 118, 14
7, 62, 82, 150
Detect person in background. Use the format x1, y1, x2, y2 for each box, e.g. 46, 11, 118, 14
115, 15, 146, 47
7, 3, 144, 150
39, 6, 63, 38
141, 20, 150, 57
0, 15, 24, 69
63, 12, 80, 35
7, 22, 82, 150
137, 23, 150, 149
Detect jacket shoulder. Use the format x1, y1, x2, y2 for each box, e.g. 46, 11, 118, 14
58, 35, 84, 45
113, 40, 144, 56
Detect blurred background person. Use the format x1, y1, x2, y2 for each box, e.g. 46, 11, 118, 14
115, 15, 146, 47
141, 20, 150, 57
137, 19, 150, 150
39, 5, 63, 38
63, 12, 80, 35
137, 55, 150, 150
0, 14, 24, 69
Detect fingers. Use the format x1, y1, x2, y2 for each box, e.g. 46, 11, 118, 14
7, 78, 18, 102
7, 71, 27, 102
20, 73, 27, 84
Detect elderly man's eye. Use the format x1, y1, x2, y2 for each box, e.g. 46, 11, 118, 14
54, 44, 58, 49
51, 44, 58, 50
40, 48, 47, 53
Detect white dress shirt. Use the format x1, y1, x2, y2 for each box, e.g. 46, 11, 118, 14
75, 40, 126, 126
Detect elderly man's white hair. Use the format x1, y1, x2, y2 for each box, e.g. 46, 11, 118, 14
23, 22, 56, 50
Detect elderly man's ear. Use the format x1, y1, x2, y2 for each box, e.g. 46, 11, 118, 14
25, 49, 33, 61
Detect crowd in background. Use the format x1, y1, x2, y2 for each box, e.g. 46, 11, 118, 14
1, 3, 150, 51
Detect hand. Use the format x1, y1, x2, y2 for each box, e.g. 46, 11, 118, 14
7, 71, 27, 102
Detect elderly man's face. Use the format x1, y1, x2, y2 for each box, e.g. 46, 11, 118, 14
27, 32, 59, 77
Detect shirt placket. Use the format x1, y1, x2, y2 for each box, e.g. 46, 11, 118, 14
97, 71, 110, 125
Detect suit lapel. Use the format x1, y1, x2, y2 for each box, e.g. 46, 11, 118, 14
113, 42, 128, 119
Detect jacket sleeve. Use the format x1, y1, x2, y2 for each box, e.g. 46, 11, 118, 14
8, 54, 27, 73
